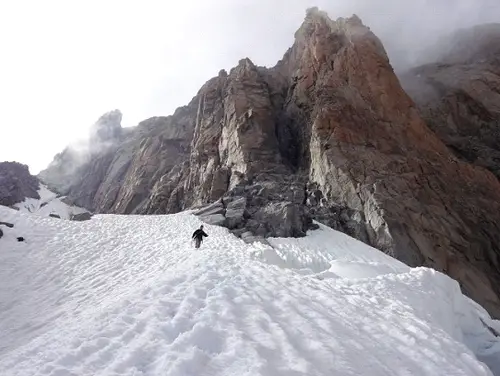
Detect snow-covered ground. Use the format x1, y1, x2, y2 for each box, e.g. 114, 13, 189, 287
13, 184, 88, 219
0, 205, 499, 376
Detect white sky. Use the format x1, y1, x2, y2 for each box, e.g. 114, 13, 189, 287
1, 0, 499, 174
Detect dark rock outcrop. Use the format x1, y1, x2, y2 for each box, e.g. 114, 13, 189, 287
0, 222, 14, 240
39, 9, 500, 318
0, 162, 40, 207
70, 212, 92, 221
195, 176, 318, 241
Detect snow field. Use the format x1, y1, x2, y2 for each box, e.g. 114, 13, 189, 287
0, 206, 499, 376
14, 184, 87, 219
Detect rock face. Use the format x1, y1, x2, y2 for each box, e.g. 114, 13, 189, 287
39, 109, 195, 213
0, 162, 40, 207
40, 9, 500, 318
401, 23, 500, 179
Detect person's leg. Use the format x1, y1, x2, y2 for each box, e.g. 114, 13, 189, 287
195, 238, 201, 248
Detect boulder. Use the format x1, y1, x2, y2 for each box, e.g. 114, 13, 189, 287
240, 231, 269, 245
70, 212, 93, 221
200, 214, 226, 226
224, 197, 247, 229
194, 201, 225, 217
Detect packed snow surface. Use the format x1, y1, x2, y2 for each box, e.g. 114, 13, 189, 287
0, 205, 500, 376
13, 184, 87, 219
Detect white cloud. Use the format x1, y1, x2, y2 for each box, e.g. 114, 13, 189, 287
0, 0, 498, 174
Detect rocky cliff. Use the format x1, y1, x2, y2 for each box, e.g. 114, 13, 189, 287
401, 23, 500, 179
39, 8, 500, 318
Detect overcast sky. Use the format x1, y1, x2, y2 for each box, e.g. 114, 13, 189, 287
1, 0, 499, 174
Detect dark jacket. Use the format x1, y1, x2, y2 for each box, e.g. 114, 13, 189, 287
192, 229, 208, 241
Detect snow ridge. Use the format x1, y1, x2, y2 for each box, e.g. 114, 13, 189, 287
0, 206, 499, 376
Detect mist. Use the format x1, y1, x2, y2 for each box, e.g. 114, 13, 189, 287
1, 0, 498, 174
211, 0, 500, 71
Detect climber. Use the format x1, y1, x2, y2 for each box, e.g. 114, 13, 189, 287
192, 225, 208, 249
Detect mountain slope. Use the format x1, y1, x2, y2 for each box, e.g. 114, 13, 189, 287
38, 8, 500, 319
14, 184, 89, 220
0, 206, 499, 375
401, 23, 500, 179
0, 161, 90, 221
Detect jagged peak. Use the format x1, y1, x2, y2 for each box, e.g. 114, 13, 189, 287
225, 58, 258, 78
238, 57, 256, 69
290, 8, 387, 65
304, 7, 364, 26
297, 7, 370, 38
90, 109, 123, 143
96, 109, 122, 125
305, 6, 329, 20
295, 7, 333, 38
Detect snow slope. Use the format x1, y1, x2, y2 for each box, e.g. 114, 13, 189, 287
13, 184, 88, 219
0, 206, 499, 376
